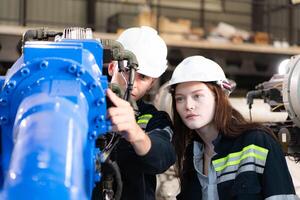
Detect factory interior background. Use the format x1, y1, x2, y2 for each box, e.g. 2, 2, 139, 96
1, 0, 300, 199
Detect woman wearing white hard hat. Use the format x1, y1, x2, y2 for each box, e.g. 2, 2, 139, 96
168, 56, 297, 199
97, 26, 175, 200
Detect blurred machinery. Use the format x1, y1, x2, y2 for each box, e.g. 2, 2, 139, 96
0, 27, 138, 200
246, 55, 300, 157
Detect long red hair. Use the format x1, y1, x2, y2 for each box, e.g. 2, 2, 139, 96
171, 82, 274, 183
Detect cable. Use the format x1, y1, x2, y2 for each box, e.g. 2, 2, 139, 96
100, 160, 123, 200
271, 103, 284, 112
103, 132, 116, 152
272, 82, 283, 89
246, 90, 264, 122
120, 71, 128, 87
100, 135, 120, 163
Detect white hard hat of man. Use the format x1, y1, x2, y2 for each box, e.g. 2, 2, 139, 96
167, 55, 232, 93
117, 26, 168, 78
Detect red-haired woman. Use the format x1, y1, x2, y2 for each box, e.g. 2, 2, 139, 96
168, 55, 297, 200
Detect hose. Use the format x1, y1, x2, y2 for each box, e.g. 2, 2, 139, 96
101, 160, 123, 200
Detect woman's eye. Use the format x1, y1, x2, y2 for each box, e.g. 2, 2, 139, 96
194, 94, 204, 100
175, 97, 184, 103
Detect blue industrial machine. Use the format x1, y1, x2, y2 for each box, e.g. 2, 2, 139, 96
0, 27, 137, 199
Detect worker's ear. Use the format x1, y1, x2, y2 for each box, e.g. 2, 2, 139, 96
108, 62, 116, 76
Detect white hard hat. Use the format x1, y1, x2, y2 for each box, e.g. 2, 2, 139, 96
167, 56, 232, 92
117, 26, 168, 78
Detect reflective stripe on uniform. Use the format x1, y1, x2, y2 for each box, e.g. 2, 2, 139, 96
137, 114, 153, 124
137, 119, 149, 124
212, 144, 268, 183
163, 126, 173, 141
213, 144, 268, 171
216, 163, 264, 184
137, 114, 153, 129
148, 126, 173, 141
265, 194, 300, 200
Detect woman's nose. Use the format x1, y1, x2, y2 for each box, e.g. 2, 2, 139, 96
186, 98, 195, 110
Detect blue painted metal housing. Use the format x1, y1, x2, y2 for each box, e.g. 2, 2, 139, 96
0, 39, 110, 199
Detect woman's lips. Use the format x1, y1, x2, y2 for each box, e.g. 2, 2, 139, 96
185, 114, 199, 120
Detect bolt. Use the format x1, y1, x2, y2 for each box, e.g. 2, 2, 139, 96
76, 68, 85, 77
101, 125, 107, 130
89, 131, 97, 140
0, 116, 8, 124
68, 64, 77, 73
96, 98, 105, 106
0, 98, 8, 106
7, 80, 16, 89
89, 82, 97, 90
96, 115, 105, 123
20, 68, 30, 77
40, 61, 49, 69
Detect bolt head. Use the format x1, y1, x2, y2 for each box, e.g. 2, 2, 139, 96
40, 61, 49, 69
20, 68, 30, 76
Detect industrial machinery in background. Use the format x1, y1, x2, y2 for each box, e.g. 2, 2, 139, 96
0, 27, 138, 199
246, 55, 300, 160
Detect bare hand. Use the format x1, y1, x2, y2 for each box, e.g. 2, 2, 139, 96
106, 89, 142, 142
106, 89, 151, 155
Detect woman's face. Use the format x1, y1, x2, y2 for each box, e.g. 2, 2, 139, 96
175, 81, 216, 130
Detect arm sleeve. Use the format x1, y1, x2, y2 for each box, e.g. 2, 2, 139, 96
138, 111, 176, 174
231, 131, 297, 200
258, 132, 297, 199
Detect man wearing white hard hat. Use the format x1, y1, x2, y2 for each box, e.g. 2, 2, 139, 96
103, 26, 176, 200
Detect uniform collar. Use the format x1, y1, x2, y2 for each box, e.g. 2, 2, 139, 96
212, 134, 222, 146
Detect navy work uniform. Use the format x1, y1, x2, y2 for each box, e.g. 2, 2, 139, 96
115, 99, 176, 200
177, 129, 298, 200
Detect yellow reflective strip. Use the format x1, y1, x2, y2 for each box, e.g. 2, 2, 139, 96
251, 144, 268, 153
212, 144, 268, 165
214, 152, 267, 172
138, 117, 152, 121
137, 119, 149, 124
138, 114, 153, 119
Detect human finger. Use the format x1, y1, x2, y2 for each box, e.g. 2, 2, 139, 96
106, 88, 130, 107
